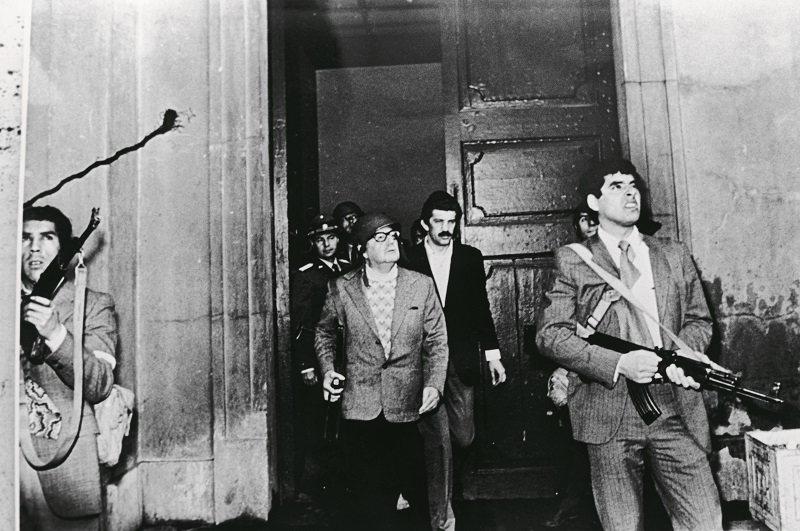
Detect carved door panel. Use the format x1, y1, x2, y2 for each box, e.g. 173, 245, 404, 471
441, 0, 620, 497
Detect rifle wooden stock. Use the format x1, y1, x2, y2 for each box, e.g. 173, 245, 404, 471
585, 331, 783, 425
323, 324, 345, 442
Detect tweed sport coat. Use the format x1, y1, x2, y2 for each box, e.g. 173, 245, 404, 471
405, 242, 500, 386
536, 234, 714, 451
315, 266, 449, 423
21, 281, 117, 518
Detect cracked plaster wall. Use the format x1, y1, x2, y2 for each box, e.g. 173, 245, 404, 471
668, 0, 800, 499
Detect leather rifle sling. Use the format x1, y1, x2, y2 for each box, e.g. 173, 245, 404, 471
566, 243, 691, 352
20, 256, 86, 470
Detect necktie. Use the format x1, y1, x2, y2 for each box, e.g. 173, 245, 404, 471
618, 240, 640, 288
331, 262, 340, 273
618, 239, 655, 348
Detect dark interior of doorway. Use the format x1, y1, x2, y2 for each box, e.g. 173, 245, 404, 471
284, 0, 446, 267
280, 0, 447, 502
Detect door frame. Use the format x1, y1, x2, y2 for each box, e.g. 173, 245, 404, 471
268, 0, 689, 502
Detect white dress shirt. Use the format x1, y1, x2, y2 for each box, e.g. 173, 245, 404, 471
596, 225, 662, 347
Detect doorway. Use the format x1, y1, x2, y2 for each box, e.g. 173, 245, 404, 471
272, 0, 621, 502
275, 0, 448, 502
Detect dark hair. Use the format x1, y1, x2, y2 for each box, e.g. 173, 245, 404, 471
332, 201, 364, 222
577, 159, 644, 203
411, 218, 425, 237
23, 205, 73, 251
420, 191, 462, 224
571, 201, 598, 229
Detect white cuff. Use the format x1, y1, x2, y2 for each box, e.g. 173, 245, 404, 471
300, 368, 315, 374
44, 324, 67, 352
484, 349, 501, 362
613, 356, 623, 383
93, 350, 117, 370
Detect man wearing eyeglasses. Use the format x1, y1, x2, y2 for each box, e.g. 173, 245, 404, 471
316, 212, 449, 530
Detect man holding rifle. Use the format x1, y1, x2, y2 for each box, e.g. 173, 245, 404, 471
537, 160, 723, 531
20, 205, 117, 530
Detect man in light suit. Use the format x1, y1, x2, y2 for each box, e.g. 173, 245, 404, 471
316, 212, 449, 530
536, 159, 723, 531
405, 191, 506, 531
20, 205, 117, 531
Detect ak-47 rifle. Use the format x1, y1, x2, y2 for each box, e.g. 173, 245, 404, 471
21, 208, 101, 363
323, 323, 345, 442
584, 331, 784, 425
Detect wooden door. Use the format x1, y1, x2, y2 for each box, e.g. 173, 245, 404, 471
441, 0, 621, 498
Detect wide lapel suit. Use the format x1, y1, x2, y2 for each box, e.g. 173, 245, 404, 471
536, 234, 713, 451
315, 266, 449, 423
21, 281, 117, 518
405, 242, 499, 386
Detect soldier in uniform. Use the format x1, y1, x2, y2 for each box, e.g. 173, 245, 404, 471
290, 214, 351, 501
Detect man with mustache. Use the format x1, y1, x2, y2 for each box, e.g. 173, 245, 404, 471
405, 191, 507, 531
19, 205, 117, 530
537, 159, 723, 530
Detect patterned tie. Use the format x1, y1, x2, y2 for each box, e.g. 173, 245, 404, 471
618, 240, 641, 288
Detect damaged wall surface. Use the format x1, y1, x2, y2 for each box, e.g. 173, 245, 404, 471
615, 0, 800, 500
0, 2, 26, 528
20, 0, 274, 526
672, 1, 800, 426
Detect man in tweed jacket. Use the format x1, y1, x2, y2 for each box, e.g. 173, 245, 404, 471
20, 205, 116, 531
536, 160, 723, 531
316, 212, 448, 529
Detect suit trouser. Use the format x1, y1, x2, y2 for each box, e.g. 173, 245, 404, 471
340, 414, 428, 531
586, 391, 722, 531
417, 362, 475, 531
295, 379, 326, 494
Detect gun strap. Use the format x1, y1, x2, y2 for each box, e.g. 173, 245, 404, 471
20, 256, 86, 471
576, 297, 613, 339
566, 243, 691, 352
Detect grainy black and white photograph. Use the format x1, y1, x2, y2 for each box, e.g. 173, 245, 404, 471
1, 0, 798, 530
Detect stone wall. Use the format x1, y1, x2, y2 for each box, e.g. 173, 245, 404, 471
0, 2, 26, 528
614, 0, 800, 500
21, 1, 275, 525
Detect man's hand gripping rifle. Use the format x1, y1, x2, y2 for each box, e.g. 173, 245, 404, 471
584, 331, 784, 425
21, 208, 101, 363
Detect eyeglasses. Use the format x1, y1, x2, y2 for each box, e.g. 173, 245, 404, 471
372, 230, 400, 243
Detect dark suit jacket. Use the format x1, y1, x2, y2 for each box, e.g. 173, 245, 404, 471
21, 281, 117, 518
536, 234, 713, 451
405, 242, 499, 386
315, 266, 449, 423
336, 241, 363, 269
290, 257, 351, 373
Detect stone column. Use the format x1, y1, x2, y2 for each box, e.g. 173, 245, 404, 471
0, 2, 28, 528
